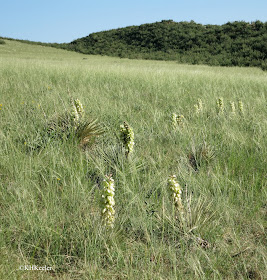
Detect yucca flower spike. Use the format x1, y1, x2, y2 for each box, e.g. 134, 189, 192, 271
230, 101, 236, 115
120, 121, 135, 157
74, 99, 84, 119
198, 98, 203, 112
176, 114, 185, 127
238, 100, 244, 115
101, 174, 115, 229
217, 97, 224, 113
194, 104, 200, 114
70, 99, 80, 126
172, 113, 178, 128
167, 175, 184, 216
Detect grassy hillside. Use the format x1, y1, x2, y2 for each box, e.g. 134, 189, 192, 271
67, 20, 267, 70
0, 39, 266, 279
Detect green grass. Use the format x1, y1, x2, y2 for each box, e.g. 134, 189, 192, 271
0, 39, 266, 279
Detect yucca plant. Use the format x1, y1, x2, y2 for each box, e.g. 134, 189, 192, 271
76, 119, 104, 148
120, 121, 135, 157
230, 101, 236, 116
171, 113, 185, 128
46, 98, 104, 148
101, 174, 116, 229
216, 97, 224, 114
188, 141, 215, 171
238, 100, 244, 115
167, 175, 185, 221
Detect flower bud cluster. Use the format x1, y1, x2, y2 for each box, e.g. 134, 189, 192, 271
176, 114, 185, 127
238, 100, 244, 115
230, 101, 236, 115
194, 98, 203, 114
101, 175, 115, 228
74, 99, 84, 119
172, 113, 185, 128
120, 122, 135, 157
217, 97, 224, 113
167, 175, 184, 214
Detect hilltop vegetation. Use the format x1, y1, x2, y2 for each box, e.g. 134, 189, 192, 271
2, 20, 267, 70
66, 20, 267, 70
0, 40, 266, 279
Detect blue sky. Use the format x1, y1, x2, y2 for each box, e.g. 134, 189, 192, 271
1, 0, 267, 43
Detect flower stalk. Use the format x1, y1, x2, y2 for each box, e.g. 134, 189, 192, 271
167, 175, 184, 218
172, 113, 185, 128
238, 100, 244, 115
101, 175, 115, 229
230, 101, 236, 115
120, 121, 135, 157
217, 97, 224, 114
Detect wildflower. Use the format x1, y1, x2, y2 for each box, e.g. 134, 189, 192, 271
194, 104, 200, 114
172, 113, 185, 128
57, 178, 61, 181
120, 121, 135, 157
73, 99, 84, 119
171, 113, 178, 128
230, 101, 236, 115
70, 99, 80, 126
176, 114, 185, 127
238, 100, 244, 115
167, 175, 184, 216
216, 97, 224, 113
198, 99, 203, 112
101, 175, 115, 229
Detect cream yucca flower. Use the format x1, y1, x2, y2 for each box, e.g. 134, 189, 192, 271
71, 99, 80, 126
238, 100, 244, 115
172, 113, 185, 128
194, 104, 200, 114
230, 101, 236, 115
176, 114, 185, 127
102, 175, 115, 229
172, 113, 178, 128
74, 99, 84, 119
217, 97, 224, 113
70, 98, 84, 125
167, 175, 184, 215
198, 99, 203, 112
120, 121, 135, 157
194, 99, 203, 115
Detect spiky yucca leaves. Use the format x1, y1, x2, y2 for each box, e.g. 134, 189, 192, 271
188, 141, 215, 171
47, 99, 104, 147
76, 119, 104, 148
120, 121, 135, 157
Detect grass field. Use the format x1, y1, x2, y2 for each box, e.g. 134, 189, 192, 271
0, 39, 266, 279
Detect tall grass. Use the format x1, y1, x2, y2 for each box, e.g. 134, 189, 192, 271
0, 40, 266, 279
